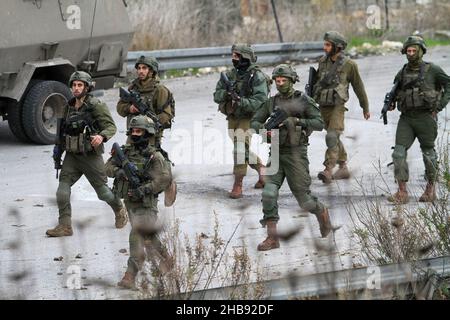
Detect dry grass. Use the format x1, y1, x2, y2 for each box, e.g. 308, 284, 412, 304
125, 0, 450, 50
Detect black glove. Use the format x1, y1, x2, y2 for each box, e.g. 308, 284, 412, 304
115, 169, 127, 180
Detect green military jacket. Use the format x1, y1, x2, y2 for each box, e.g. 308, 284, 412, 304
251, 90, 324, 149
393, 61, 450, 113
213, 64, 269, 119
105, 144, 171, 207
117, 76, 174, 129
313, 53, 369, 112
63, 94, 117, 155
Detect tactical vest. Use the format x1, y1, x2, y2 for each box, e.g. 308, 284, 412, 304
129, 79, 175, 129
396, 62, 441, 113
269, 91, 313, 147
113, 145, 157, 207
314, 55, 350, 107
220, 67, 270, 118
63, 98, 99, 155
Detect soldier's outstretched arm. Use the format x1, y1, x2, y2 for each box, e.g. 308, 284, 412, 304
105, 157, 119, 178
213, 76, 228, 104
154, 85, 173, 124
142, 154, 172, 195
117, 98, 132, 117
239, 72, 269, 114
349, 61, 370, 114
250, 99, 271, 131
93, 102, 117, 141
434, 65, 450, 112
299, 97, 325, 132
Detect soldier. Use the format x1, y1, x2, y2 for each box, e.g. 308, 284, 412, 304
312, 31, 370, 184
105, 115, 173, 289
387, 35, 450, 204
46, 71, 128, 237
250, 65, 333, 251
117, 55, 175, 145
117, 55, 177, 207
213, 44, 270, 199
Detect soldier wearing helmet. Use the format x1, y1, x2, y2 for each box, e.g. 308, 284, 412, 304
213, 44, 271, 199
117, 55, 175, 144
386, 35, 450, 204
312, 31, 370, 184
250, 64, 334, 251
46, 71, 128, 238
105, 114, 173, 289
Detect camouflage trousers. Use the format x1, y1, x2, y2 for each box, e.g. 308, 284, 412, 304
392, 111, 438, 183
261, 146, 325, 225
228, 117, 264, 176
320, 105, 348, 168
56, 153, 123, 226
124, 199, 166, 276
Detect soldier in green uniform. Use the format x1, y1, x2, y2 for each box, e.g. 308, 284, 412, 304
117, 55, 175, 143
213, 44, 270, 198
46, 71, 128, 237
117, 55, 177, 207
251, 65, 333, 251
313, 31, 370, 184
387, 35, 450, 204
105, 115, 173, 289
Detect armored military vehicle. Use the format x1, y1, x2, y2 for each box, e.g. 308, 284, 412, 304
0, 0, 134, 144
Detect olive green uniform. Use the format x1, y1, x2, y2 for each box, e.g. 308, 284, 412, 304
251, 90, 326, 224
214, 64, 269, 176
313, 53, 369, 168
117, 77, 174, 142
57, 95, 123, 226
106, 144, 172, 276
392, 62, 450, 183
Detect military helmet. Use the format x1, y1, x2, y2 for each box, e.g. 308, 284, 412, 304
135, 55, 159, 72
69, 71, 93, 88
272, 64, 299, 83
231, 43, 257, 63
129, 115, 156, 135
324, 31, 348, 50
401, 35, 427, 54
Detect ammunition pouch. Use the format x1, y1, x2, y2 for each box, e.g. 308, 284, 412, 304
65, 133, 93, 154
398, 88, 440, 112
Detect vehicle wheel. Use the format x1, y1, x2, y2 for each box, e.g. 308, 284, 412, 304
22, 81, 72, 145
7, 100, 31, 143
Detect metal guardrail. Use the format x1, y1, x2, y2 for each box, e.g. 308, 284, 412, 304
188, 255, 450, 300
127, 42, 324, 71
115, 255, 450, 300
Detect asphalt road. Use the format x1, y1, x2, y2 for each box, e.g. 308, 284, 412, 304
0, 46, 449, 299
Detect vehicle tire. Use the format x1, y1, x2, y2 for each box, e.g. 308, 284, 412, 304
7, 100, 31, 143
22, 81, 72, 145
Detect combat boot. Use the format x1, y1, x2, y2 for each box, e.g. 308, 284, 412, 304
114, 206, 128, 229
164, 180, 177, 207
257, 221, 280, 251
333, 162, 351, 180
46, 224, 73, 237
419, 182, 436, 203
315, 208, 332, 238
254, 165, 266, 189
229, 175, 244, 199
117, 272, 136, 289
388, 181, 409, 204
318, 166, 333, 184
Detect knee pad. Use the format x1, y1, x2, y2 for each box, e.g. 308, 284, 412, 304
392, 145, 407, 161
325, 131, 339, 149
